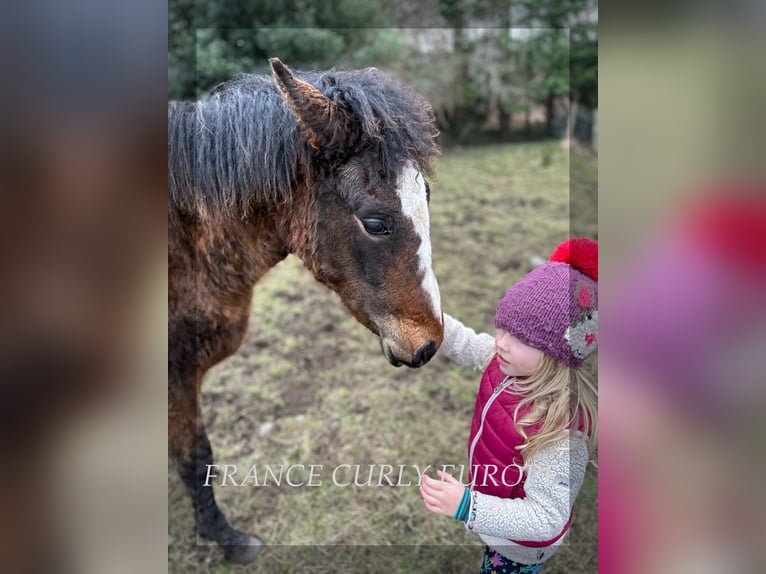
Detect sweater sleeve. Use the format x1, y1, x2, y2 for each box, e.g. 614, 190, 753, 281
466, 436, 589, 541
438, 313, 495, 370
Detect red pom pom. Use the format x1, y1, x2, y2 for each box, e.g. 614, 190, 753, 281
549, 238, 598, 281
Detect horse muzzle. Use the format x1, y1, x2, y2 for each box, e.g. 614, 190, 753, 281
381, 338, 438, 368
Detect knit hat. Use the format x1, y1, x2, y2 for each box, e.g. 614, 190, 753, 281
494, 238, 598, 367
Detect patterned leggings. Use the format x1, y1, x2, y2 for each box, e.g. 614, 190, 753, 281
480, 546, 543, 574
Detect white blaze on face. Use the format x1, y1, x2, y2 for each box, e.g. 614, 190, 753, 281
396, 162, 442, 323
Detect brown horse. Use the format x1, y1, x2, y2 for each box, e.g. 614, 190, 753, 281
168, 58, 443, 563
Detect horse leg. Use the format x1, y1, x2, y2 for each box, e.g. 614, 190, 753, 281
169, 376, 262, 564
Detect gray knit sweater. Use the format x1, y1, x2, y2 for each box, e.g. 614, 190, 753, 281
440, 314, 590, 565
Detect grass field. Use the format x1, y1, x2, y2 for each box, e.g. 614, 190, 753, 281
168, 141, 598, 573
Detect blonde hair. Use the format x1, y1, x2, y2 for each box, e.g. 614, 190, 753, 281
510, 353, 598, 466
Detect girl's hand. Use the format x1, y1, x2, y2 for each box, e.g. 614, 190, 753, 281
419, 469, 466, 517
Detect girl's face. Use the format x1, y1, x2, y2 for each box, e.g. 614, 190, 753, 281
494, 329, 543, 377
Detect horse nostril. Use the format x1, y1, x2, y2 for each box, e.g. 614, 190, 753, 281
381, 341, 403, 367
411, 340, 437, 368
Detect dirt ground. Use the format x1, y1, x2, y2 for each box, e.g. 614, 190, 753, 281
168, 141, 598, 573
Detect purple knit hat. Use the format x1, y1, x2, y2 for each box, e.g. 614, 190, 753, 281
494, 239, 598, 367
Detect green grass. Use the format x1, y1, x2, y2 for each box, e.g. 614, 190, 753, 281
168, 141, 598, 573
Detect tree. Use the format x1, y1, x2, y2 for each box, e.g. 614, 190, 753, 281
167, 0, 598, 145
523, 28, 570, 136
516, 0, 596, 135
167, 0, 400, 100
570, 20, 597, 108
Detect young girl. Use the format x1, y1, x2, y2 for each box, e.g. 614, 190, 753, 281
420, 238, 598, 573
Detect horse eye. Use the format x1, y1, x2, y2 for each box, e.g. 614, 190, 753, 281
424, 180, 430, 203
362, 218, 391, 236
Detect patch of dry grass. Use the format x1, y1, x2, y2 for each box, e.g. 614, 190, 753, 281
168, 141, 598, 573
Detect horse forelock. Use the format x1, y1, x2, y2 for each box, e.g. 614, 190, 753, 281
310, 68, 440, 176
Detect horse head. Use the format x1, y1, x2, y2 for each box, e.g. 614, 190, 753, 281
270, 58, 443, 368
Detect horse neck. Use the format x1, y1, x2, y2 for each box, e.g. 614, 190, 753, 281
269, 182, 318, 272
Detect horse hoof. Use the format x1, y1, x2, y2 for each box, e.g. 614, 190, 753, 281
223, 535, 263, 564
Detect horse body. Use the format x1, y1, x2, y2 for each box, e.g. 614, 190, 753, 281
168, 59, 442, 563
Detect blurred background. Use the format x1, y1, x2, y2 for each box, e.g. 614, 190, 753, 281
169, 0, 598, 148
600, 10, 766, 574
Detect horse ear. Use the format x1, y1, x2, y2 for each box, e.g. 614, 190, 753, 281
269, 58, 357, 151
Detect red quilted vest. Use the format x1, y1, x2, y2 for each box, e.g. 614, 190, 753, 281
466, 356, 572, 547
467, 356, 538, 499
